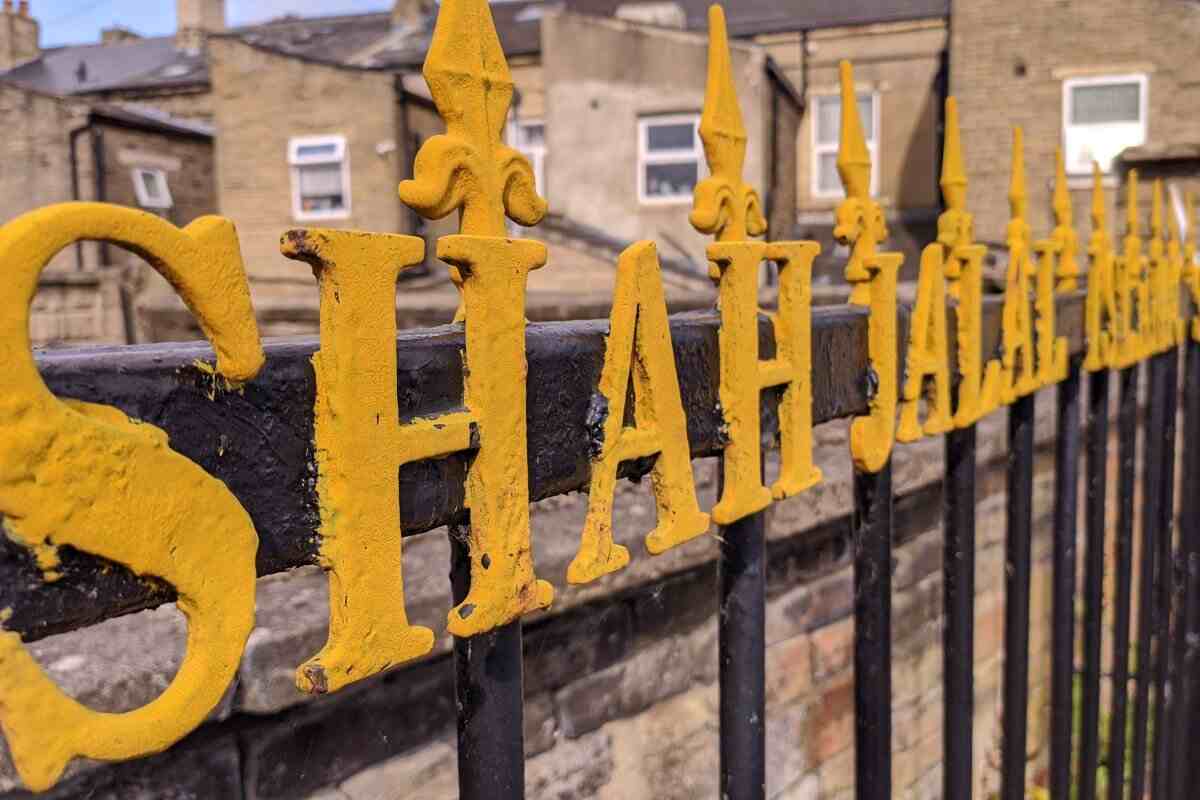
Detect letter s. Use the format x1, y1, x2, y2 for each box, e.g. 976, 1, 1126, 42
0, 203, 264, 792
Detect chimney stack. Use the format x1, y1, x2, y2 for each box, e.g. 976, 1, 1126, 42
0, 0, 38, 73
177, 0, 225, 54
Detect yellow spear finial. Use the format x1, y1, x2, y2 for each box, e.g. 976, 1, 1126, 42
1090, 161, 1106, 232
690, 4, 765, 242
1053, 148, 1072, 227
399, 0, 546, 237
1189, 192, 1197, 251
1126, 169, 1140, 237
836, 61, 872, 199
940, 96, 967, 211
1009, 127, 1027, 222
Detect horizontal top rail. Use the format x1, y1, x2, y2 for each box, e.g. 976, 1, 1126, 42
0, 293, 1085, 641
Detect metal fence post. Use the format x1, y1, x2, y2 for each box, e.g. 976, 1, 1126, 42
450, 522, 526, 800
943, 422, 977, 800
1001, 392, 1036, 800
853, 463, 894, 800
1077, 367, 1110, 800
1050, 359, 1082, 798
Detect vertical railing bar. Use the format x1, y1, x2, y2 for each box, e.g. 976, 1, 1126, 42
1050, 359, 1083, 799
1077, 367, 1110, 800
450, 521, 526, 800
943, 423, 977, 800
1152, 345, 1181, 799
1107, 364, 1140, 800
854, 462, 893, 800
718, 455, 767, 800
1131, 352, 1169, 800
1175, 338, 1200, 798
1001, 392, 1036, 800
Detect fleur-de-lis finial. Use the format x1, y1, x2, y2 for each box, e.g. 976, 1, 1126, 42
690, 4, 765, 242
835, 60, 888, 306
398, 0, 546, 237
1052, 147, 1079, 291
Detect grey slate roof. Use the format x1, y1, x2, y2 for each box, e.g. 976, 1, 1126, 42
0, 0, 948, 95
2, 36, 206, 95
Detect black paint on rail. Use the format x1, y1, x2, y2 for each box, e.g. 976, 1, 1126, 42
1107, 365, 1139, 800
853, 462, 893, 800
2, 294, 1087, 641
943, 422, 976, 800
718, 461, 767, 800
1050, 359, 1082, 800
1131, 352, 1169, 800
1077, 367, 1109, 800
1001, 392, 1035, 800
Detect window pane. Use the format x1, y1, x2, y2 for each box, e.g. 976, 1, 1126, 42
299, 163, 345, 211
817, 152, 841, 195
647, 122, 696, 152
296, 142, 339, 160
1071, 83, 1141, 125
519, 123, 545, 148
644, 160, 698, 198
815, 96, 874, 145
141, 171, 165, 202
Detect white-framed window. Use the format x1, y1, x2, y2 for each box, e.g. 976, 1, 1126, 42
288, 135, 350, 221
811, 92, 879, 199
1062, 74, 1148, 174
510, 118, 546, 196
131, 167, 173, 209
637, 113, 703, 204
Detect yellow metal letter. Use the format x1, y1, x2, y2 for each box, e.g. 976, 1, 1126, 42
0, 203, 263, 791
897, 243, 952, 443
836, 61, 901, 472
1115, 171, 1148, 366
999, 128, 1040, 401
569, 242, 711, 584
398, 0, 552, 635
938, 97, 1003, 425
282, 229, 463, 694
1084, 163, 1119, 371
1031, 151, 1069, 387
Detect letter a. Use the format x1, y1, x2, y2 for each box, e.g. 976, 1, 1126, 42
898, 243, 952, 442
569, 242, 711, 584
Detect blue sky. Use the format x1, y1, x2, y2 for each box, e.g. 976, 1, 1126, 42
39, 1, 392, 46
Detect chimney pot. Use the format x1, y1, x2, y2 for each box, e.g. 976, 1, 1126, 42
18, 0, 27, 16
3, 1, 13, 13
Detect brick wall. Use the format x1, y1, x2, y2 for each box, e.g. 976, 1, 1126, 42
1, 385, 1112, 799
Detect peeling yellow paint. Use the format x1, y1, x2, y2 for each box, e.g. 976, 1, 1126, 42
1085, 163, 1118, 371
999, 128, 1040, 402
0, 202, 263, 792
569, 242, 710, 584
397, 0, 552, 635
691, 6, 820, 522
281, 229, 446, 695
837, 61, 901, 472
937, 97, 1003, 425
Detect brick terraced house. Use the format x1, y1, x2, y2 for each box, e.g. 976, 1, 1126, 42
0, 0, 961, 342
